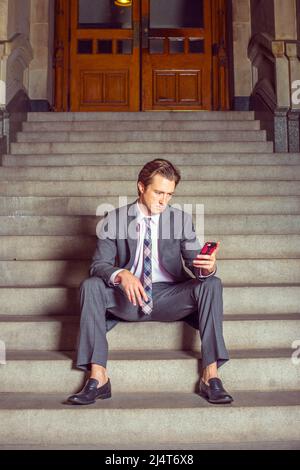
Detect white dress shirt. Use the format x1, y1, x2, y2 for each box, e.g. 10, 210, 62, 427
109, 200, 216, 286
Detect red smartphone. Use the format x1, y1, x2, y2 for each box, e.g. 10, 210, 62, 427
200, 241, 217, 255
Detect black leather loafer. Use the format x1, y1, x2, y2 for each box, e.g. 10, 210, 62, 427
67, 378, 111, 405
199, 377, 233, 404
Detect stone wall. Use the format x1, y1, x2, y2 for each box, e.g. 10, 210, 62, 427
232, 0, 299, 110
0, 0, 32, 107
251, 0, 275, 37
0, 0, 54, 109
7, 0, 31, 39
247, 0, 300, 152
0, 0, 9, 39
274, 0, 297, 39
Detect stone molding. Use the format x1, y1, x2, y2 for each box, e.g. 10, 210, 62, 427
248, 32, 300, 152
0, 33, 33, 107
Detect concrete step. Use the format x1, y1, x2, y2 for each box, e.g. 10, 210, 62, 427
26, 111, 256, 121
1, 165, 300, 181
1, 314, 299, 351
1, 349, 298, 392
0, 391, 299, 447
1, 234, 300, 259
0, 258, 299, 287
0, 285, 299, 316
0, 195, 299, 215
1, 180, 300, 197
2, 440, 300, 450
16, 130, 267, 143
23, 120, 261, 132
1, 108, 296, 450
1, 214, 299, 236
3, 153, 299, 167
9, 141, 274, 155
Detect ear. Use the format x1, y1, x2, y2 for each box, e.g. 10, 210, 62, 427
138, 181, 144, 194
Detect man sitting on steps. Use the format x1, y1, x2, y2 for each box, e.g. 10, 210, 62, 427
68, 158, 233, 405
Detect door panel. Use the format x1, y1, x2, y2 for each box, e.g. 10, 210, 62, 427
142, 0, 212, 110
70, 0, 140, 111
54, 0, 229, 112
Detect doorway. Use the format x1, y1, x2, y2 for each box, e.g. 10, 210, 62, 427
54, 0, 230, 111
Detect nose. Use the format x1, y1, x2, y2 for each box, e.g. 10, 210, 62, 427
159, 194, 168, 205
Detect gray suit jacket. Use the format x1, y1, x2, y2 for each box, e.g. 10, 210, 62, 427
89, 199, 213, 331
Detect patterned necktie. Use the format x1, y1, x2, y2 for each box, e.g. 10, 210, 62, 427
142, 217, 153, 315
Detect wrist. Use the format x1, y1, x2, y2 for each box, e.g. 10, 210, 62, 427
201, 264, 216, 275
115, 269, 126, 282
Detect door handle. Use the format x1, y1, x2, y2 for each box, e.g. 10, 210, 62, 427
141, 15, 149, 49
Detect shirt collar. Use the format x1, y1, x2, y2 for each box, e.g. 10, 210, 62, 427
136, 200, 160, 225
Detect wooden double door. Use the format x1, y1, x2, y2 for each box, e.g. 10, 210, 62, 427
54, 0, 230, 111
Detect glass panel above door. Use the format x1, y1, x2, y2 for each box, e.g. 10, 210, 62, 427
150, 0, 204, 29
78, 0, 132, 29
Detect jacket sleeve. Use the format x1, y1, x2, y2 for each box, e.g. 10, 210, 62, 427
89, 211, 123, 286
180, 212, 217, 282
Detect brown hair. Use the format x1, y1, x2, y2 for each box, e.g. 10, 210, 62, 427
137, 159, 181, 196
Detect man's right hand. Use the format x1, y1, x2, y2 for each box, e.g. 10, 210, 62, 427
115, 270, 148, 307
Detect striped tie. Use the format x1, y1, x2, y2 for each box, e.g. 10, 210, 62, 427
142, 217, 153, 315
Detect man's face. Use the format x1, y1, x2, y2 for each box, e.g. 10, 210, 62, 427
138, 174, 176, 215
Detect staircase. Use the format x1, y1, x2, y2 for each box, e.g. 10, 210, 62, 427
0, 111, 300, 450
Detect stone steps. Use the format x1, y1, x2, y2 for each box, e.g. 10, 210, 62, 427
1, 164, 300, 180
0, 285, 299, 316
1, 349, 298, 393
2, 441, 300, 451
1, 180, 300, 196
0, 259, 299, 286
0, 391, 299, 447
9, 141, 274, 155
1, 314, 299, 351
1, 234, 299, 258
16, 130, 267, 143
3, 153, 299, 166
22, 119, 262, 131
27, 111, 256, 121
0, 195, 299, 215
1, 110, 299, 449
1, 215, 299, 236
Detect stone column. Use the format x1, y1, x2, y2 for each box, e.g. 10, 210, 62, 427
273, 0, 299, 152
28, 0, 55, 110
272, 41, 290, 152
286, 43, 300, 152
274, 0, 297, 40
232, 0, 252, 109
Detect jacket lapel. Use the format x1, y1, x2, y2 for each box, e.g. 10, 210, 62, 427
127, 199, 139, 267
158, 204, 171, 266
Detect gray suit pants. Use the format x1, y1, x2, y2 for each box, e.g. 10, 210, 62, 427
76, 275, 229, 372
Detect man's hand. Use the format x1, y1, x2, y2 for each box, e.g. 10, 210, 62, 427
192, 240, 220, 275
116, 270, 148, 307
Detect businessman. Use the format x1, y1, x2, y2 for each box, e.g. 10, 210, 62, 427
68, 158, 233, 405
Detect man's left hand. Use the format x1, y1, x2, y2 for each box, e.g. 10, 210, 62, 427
192, 240, 220, 275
